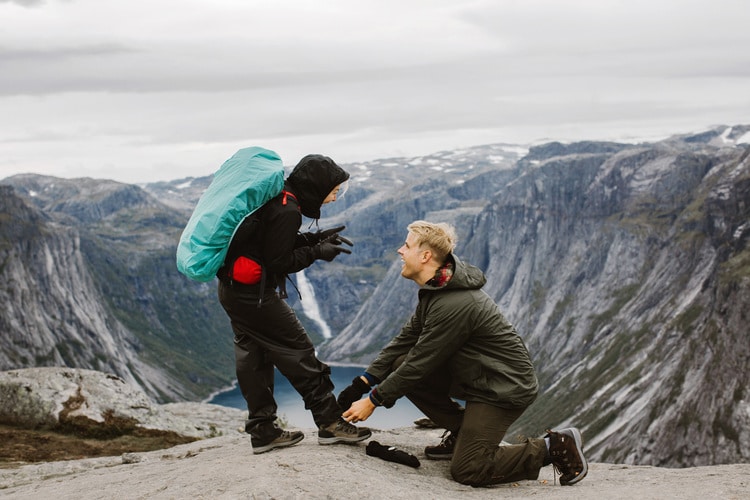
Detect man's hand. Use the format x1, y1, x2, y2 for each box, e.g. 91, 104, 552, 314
343, 397, 376, 423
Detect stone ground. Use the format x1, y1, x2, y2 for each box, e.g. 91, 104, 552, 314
1, 425, 748, 499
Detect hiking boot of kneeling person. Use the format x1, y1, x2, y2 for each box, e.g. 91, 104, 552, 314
318, 418, 372, 444
425, 430, 457, 460
545, 427, 588, 485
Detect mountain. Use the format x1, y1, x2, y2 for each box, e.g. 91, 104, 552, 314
0, 176, 235, 402
0, 143, 524, 403
320, 126, 750, 467
141, 143, 526, 337
1, 126, 749, 468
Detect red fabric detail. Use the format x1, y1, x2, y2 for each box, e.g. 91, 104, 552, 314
426, 260, 454, 288
282, 190, 298, 208
231, 256, 262, 284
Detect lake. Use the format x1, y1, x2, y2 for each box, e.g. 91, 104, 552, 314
208, 365, 426, 430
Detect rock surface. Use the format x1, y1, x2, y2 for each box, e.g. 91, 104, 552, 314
1, 427, 748, 499
1, 367, 748, 499
0, 368, 244, 439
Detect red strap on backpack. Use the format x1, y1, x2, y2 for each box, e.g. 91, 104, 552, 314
282, 190, 298, 209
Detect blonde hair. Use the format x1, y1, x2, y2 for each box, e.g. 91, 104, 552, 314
407, 220, 457, 263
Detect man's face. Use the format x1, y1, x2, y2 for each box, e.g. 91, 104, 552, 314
397, 231, 425, 282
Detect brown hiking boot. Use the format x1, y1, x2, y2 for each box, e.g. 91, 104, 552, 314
318, 418, 372, 444
424, 430, 457, 460
251, 429, 305, 454
545, 428, 588, 485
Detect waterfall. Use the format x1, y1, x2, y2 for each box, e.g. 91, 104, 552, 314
295, 270, 332, 339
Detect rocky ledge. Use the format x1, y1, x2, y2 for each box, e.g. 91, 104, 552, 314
0, 367, 245, 441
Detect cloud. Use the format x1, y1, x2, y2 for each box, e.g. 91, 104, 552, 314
0, 0, 749, 184
0, 0, 45, 7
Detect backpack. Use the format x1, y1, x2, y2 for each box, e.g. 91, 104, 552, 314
221, 189, 299, 286
176, 146, 285, 282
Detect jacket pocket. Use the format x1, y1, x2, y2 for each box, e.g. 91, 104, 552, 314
231, 256, 262, 284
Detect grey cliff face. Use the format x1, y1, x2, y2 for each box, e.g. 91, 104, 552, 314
0, 186, 183, 400
475, 137, 749, 467
0, 178, 235, 403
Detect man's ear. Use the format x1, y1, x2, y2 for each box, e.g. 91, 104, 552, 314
421, 249, 432, 263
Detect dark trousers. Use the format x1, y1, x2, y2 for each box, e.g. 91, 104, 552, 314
449, 402, 547, 485
218, 282, 341, 441
396, 355, 547, 485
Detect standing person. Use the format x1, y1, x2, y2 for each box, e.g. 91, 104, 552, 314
217, 154, 371, 454
338, 221, 587, 486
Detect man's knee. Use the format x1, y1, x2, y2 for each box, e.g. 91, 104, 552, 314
450, 455, 494, 486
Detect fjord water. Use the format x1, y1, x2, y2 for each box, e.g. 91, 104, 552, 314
209, 365, 425, 429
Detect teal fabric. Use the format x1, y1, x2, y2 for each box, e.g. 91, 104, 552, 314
176, 147, 285, 282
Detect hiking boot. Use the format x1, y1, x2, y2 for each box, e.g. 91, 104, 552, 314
251, 429, 305, 455
413, 417, 439, 429
424, 430, 457, 460
545, 428, 588, 485
318, 418, 372, 444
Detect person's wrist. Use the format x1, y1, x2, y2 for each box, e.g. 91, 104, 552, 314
353, 376, 370, 393
369, 388, 384, 407
362, 372, 379, 385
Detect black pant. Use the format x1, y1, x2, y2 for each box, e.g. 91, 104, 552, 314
218, 282, 341, 440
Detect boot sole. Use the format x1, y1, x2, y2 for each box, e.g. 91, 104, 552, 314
253, 433, 305, 454
556, 428, 588, 485
318, 430, 372, 445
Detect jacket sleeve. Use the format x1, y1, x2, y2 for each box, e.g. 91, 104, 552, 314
372, 291, 476, 407
294, 232, 313, 248
366, 313, 421, 381
261, 203, 317, 275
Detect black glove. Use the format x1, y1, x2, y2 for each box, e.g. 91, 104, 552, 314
302, 225, 346, 246
321, 231, 354, 247
337, 376, 371, 410
366, 441, 421, 468
313, 236, 353, 261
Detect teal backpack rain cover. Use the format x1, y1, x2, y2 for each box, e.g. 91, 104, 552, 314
176, 146, 285, 282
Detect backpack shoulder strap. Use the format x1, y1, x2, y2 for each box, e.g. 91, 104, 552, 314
281, 190, 299, 210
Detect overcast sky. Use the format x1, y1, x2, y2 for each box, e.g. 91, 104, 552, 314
1, 0, 748, 184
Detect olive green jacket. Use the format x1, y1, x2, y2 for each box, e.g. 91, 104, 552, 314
367, 255, 538, 409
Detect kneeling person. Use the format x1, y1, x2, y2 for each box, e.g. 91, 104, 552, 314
338, 220, 587, 486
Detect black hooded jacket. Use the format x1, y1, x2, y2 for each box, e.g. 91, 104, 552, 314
220, 154, 349, 290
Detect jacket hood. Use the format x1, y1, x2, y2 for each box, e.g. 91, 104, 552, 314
422, 254, 487, 292
285, 154, 349, 219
